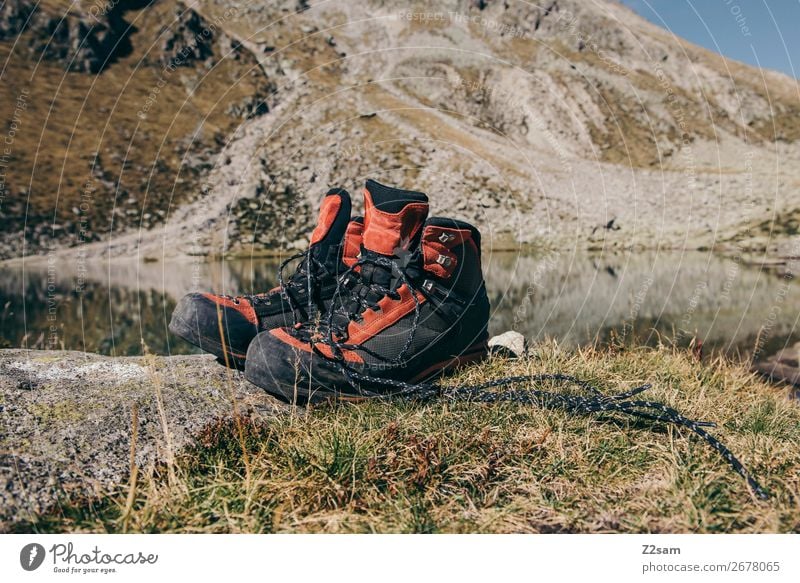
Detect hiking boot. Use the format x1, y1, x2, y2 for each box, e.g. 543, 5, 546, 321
244, 179, 490, 403
169, 188, 364, 368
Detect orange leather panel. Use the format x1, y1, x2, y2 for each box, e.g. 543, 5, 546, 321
362, 189, 427, 256
342, 220, 364, 267
310, 195, 342, 245
270, 328, 364, 364
420, 226, 471, 279
346, 284, 426, 344
203, 293, 258, 325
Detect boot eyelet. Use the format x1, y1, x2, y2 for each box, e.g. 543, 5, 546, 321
438, 232, 455, 243
436, 254, 452, 266
422, 280, 434, 292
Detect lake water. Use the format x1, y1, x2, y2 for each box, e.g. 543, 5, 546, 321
1, 250, 797, 362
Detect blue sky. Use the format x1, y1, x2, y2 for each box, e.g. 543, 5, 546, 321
620, 0, 800, 78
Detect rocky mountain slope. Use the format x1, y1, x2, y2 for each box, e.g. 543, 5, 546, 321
2, 0, 799, 260
0, 0, 273, 257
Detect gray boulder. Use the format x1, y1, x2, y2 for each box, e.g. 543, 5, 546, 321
753, 342, 800, 388
0, 350, 282, 530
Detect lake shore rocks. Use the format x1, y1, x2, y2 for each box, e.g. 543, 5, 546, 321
753, 342, 800, 388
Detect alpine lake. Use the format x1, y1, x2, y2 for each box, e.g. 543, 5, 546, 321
1, 250, 797, 366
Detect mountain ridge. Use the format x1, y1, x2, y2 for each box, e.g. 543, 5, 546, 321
2, 0, 798, 262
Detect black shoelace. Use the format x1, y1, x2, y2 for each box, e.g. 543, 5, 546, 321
341, 369, 770, 500
274, 247, 329, 324
292, 250, 425, 366
289, 253, 770, 500
216, 250, 323, 326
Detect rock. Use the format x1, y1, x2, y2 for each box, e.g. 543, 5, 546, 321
0, 0, 34, 39
158, 7, 216, 68
0, 349, 284, 530
488, 331, 528, 358
753, 342, 800, 387
1, 0, 138, 74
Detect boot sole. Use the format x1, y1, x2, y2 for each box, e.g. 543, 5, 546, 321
330, 343, 490, 404
248, 341, 489, 405
410, 342, 489, 383
169, 313, 248, 370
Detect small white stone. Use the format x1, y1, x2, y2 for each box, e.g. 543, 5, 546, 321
488, 331, 528, 358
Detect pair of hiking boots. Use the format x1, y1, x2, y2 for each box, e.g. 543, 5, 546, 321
169, 180, 490, 404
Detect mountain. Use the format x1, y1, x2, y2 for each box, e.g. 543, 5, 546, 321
0, 0, 273, 258
2, 0, 799, 261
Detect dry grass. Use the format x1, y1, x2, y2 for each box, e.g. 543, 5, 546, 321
14, 343, 800, 533
0, 0, 270, 243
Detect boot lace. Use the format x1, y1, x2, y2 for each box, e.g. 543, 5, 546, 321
336, 369, 770, 500
275, 247, 342, 324
290, 250, 424, 366
218, 248, 328, 325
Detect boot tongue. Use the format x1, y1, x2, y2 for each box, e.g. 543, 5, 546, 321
362, 179, 429, 257
309, 188, 352, 257
327, 181, 428, 332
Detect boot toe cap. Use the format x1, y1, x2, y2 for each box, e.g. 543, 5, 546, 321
244, 330, 348, 403
169, 293, 256, 359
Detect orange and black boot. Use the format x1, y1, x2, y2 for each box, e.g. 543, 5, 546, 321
169, 188, 364, 368
244, 179, 490, 403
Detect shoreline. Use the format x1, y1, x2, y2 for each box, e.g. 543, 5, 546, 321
3, 236, 798, 268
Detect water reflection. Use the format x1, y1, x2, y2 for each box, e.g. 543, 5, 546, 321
1, 250, 797, 360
